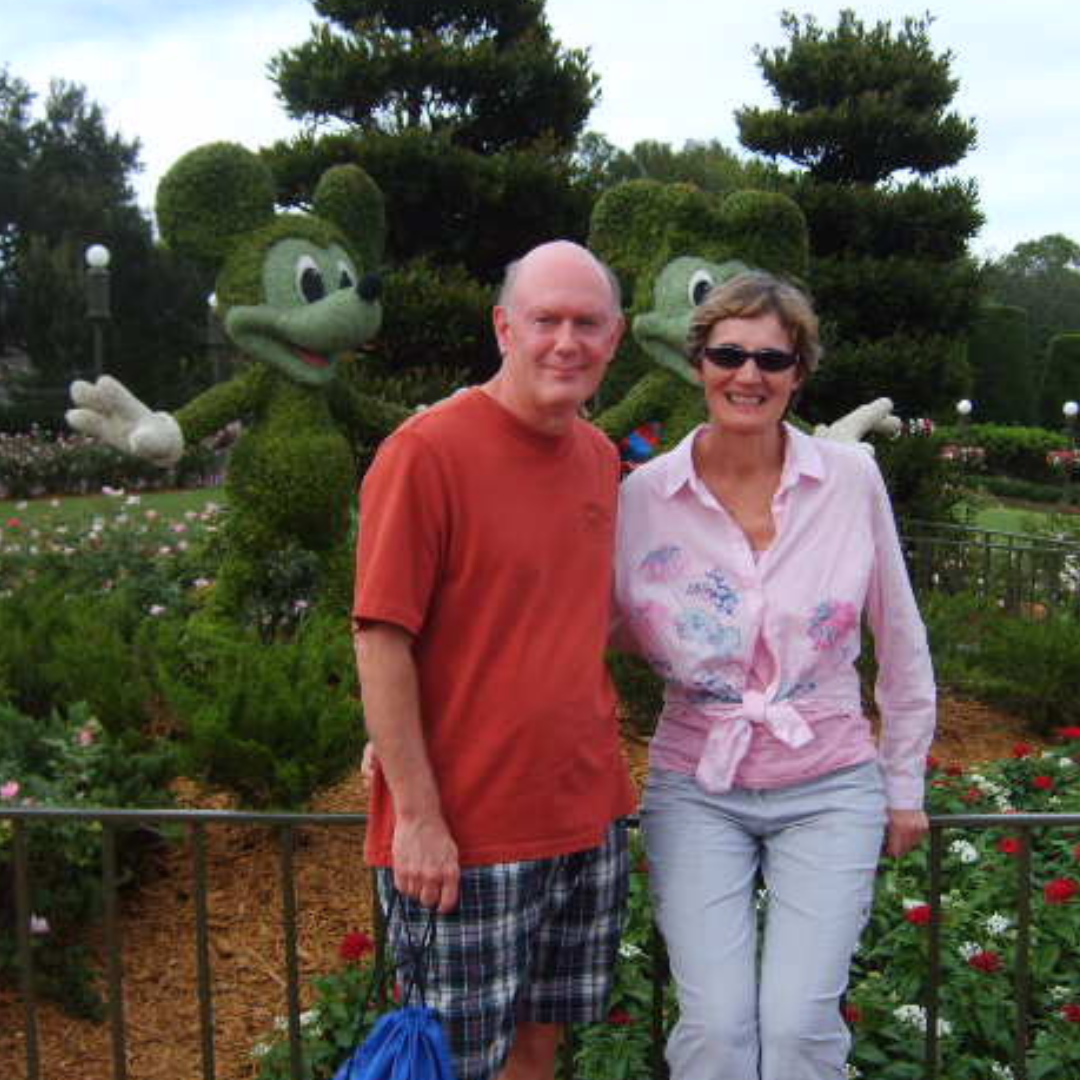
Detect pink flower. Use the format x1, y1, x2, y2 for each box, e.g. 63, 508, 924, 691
1, 780, 20, 800
29, 914, 50, 935
77, 726, 96, 747
607, 1008, 635, 1026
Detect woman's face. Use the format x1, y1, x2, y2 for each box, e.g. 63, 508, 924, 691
698, 311, 803, 436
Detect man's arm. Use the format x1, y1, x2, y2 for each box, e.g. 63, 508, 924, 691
354, 621, 460, 912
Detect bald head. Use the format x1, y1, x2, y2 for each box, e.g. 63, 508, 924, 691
497, 241, 622, 314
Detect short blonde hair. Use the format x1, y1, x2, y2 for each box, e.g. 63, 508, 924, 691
687, 271, 823, 375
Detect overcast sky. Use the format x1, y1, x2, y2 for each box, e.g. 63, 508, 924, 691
4, 0, 1077, 260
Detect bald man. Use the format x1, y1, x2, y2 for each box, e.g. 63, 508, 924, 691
354, 241, 637, 1080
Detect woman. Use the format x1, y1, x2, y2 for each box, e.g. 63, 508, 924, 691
614, 271, 935, 1080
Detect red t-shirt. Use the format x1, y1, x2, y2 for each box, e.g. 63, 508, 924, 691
354, 388, 636, 866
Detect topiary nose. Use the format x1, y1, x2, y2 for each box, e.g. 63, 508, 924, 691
357, 273, 382, 302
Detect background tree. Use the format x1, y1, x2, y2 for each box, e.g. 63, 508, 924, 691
966, 302, 1033, 425
1042, 333, 1080, 426
984, 234, 1080, 424
736, 10, 984, 422
265, 0, 597, 282
0, 72, 207, 427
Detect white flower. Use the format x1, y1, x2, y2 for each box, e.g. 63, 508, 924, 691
990, 1063, 1014, 1079
252, 1041, 272, 1059
299, 1008, 320, 1029
1049, 985, 1072, 1002
949, 839, 979, 864
30, 914, 50, 935
985, 913, 1012, 936
846, 1066, 862, 1079
958, 941, 980, 961
893, 1004, 950, 1035
619, 942, 643, 960
124, 494, 141, 506
148, 604, 166, 617
902, 897, 926, 910
16, 500, 27, 509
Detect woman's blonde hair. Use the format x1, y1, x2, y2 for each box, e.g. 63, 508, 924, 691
687, 271, 823, 375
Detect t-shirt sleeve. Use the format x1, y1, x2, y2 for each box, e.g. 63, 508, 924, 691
353, 428, 448, 636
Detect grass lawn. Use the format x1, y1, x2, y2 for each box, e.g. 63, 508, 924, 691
0, 487, 225, 530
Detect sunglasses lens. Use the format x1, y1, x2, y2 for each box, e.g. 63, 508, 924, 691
756, 350, 797, 372
704, 346, 747, 369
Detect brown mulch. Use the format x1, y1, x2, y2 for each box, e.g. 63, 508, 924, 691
0, 695, 1051, 1079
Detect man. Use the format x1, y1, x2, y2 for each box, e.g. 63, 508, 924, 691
353, 240, 637, 1080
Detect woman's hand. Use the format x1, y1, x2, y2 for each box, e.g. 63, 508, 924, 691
885, 808, 929, 858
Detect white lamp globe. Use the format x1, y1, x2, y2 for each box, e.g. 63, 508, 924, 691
1064, 400, 1079, 419
85, 244, 111, 269
955, 399, 973, 417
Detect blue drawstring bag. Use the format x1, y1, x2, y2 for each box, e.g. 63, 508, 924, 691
333, 895, 456, 1080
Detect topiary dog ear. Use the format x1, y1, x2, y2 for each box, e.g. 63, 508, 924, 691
590, 180, 728, 307
313, 164, 386, 271
156, 142, 276, 268
719, 190, 809, 280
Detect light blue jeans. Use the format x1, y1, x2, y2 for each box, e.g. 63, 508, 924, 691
642, 762, 887, 1080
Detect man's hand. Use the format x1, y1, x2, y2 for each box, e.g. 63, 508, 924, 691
814, 398, 901, 456
392, 814, 461, 913
67, 375, 184, 466
885, 808, 929, 858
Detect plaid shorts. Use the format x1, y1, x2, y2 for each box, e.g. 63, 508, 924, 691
377, 820, 630, 1080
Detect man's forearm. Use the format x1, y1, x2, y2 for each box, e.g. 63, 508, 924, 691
353, 623, 442, 821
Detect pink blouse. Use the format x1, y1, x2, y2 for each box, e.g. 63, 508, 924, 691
614, 424, 936, 809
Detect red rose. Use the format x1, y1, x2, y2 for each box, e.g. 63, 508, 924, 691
608, 1008, 635, 1026
1033, 775, 1055, 791
339, 931, 376, 962
946, 764, 964, 777
5, 517, 20, 529
1062, 1004, 1080, 1023
926, 755, 941, 772
1012, 743, 1034, 758
1074, 842, 1080, 862
963, 787, 983, 804
997, 837, 1023, 856
968, 950, 1003, 973
1058, 727, 1080, 740
905, 904, 933, 925
842, 1003, 863, 1024
1045, 878, 1079, 905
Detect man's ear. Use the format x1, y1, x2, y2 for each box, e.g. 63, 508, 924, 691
492, 305, 511, 358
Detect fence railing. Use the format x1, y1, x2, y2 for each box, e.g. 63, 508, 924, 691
901, 519, 1080, 615
3, 807, 1079, 1080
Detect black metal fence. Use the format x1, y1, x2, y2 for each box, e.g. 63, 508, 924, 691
901, 520, 1080, 615
3, 807, 1080, 1080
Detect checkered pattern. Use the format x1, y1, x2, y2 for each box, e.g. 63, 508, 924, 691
378, 821, 630, 1080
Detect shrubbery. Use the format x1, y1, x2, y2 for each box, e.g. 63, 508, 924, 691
0, 701, 178, 1016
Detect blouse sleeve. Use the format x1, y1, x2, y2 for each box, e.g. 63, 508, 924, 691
863, 458, 937, 809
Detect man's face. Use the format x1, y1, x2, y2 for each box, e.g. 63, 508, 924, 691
492, 249, 623, 417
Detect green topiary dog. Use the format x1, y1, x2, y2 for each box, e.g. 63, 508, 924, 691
67, 142, 410, 619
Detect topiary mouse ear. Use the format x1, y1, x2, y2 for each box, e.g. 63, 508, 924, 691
719, 190, 809, 280
313, 164, 386, 272
156, 142, 276, 268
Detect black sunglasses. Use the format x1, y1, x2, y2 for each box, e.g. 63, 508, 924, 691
699, 345, 800, 373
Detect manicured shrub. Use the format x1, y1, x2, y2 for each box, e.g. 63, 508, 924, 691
149, 613, 364, 808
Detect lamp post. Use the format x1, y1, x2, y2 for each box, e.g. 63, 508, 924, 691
206, 292, 228, 384
1064, 401, 1079, 505
84, 244, 111, 378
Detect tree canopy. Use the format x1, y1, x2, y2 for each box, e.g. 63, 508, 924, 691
0, 71, 207, 425
737, 9, 977, 185
735, 10, 983, 421
267, 0, 598, 280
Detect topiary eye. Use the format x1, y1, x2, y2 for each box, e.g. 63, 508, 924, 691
296, 255, 326, 303
337, 259, 357, 291
688, 269, 716, 307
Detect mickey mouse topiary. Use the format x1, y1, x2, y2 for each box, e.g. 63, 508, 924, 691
67, 142, 410, 619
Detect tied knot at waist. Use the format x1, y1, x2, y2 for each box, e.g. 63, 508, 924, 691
693, 690, 816, 794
